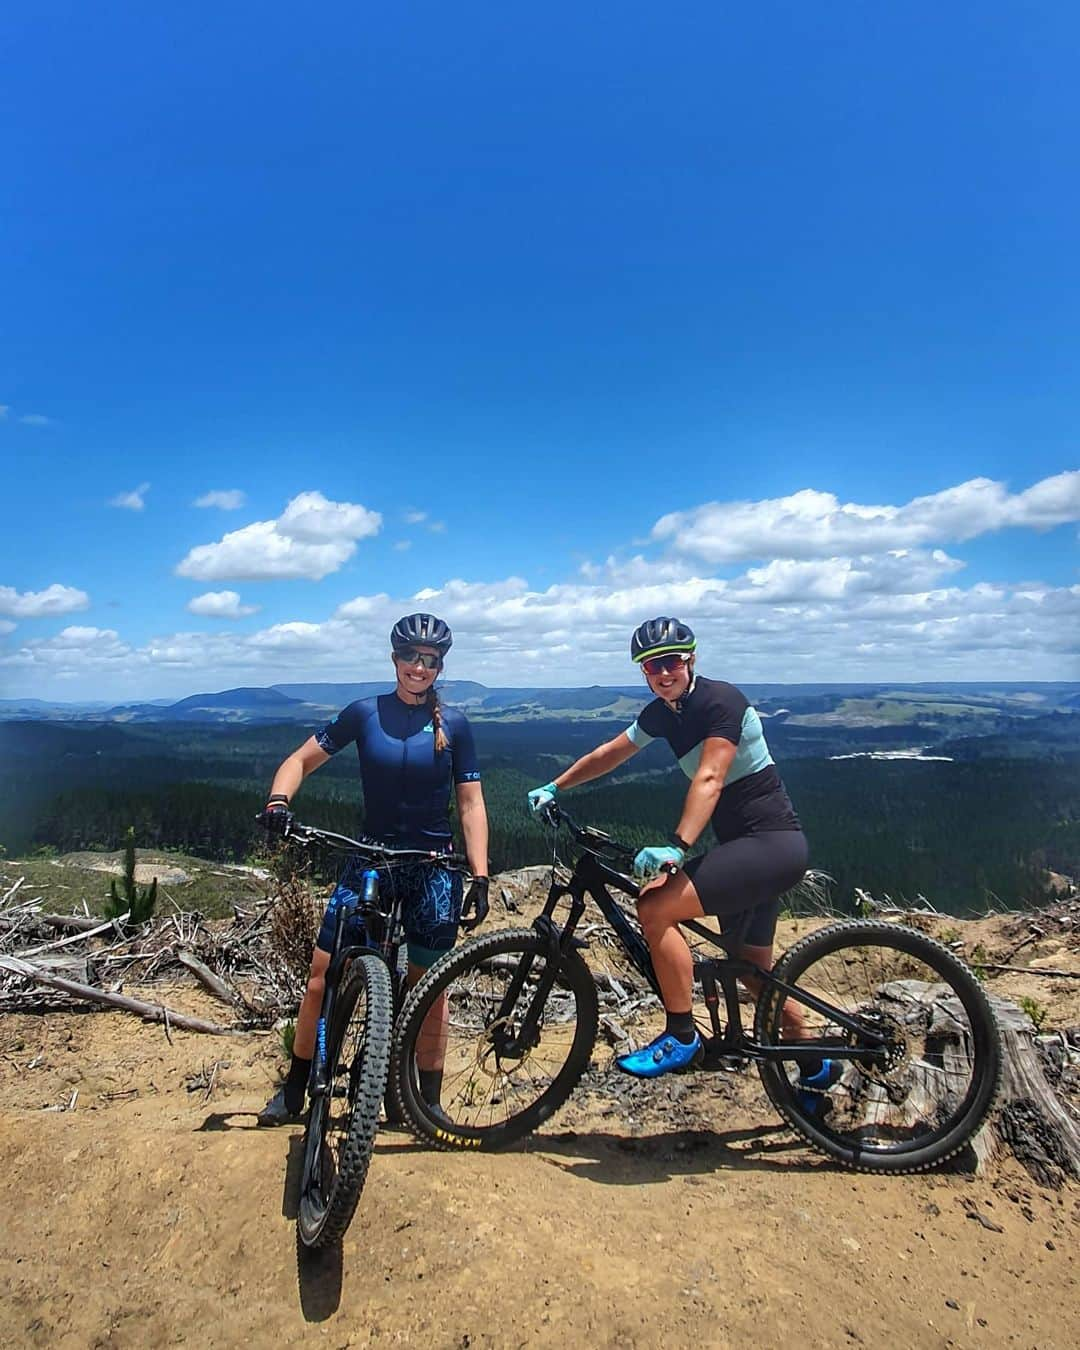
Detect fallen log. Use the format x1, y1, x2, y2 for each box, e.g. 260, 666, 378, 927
17, 913, 128, 958
0, 955, 239, 1036
177, 948, 252, 1012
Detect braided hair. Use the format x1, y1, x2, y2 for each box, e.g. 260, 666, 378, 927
426, 684, 449, 754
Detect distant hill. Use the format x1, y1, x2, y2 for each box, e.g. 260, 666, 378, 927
2, 681, 1078, 731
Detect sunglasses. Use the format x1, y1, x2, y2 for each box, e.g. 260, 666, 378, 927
640, 653, 691, 679
395, 647, 442, 670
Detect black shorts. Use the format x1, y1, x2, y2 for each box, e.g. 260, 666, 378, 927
682, 829, 809, 948
316, 856, 464, 968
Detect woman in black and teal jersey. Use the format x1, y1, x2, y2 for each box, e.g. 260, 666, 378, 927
258, 613, 490, 1125
528, 618, 831, 1098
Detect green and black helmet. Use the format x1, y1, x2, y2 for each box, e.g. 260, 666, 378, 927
630, 616, 696, 664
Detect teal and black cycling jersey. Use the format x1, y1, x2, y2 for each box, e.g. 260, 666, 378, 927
625, 676, 800, 844
315, 694, 481, 850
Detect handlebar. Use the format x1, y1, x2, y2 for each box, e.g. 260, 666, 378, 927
285, 820, 470, 871
539, 802, 682, 884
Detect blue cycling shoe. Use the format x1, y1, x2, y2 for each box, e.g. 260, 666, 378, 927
616, 1031, 704, 1079
795, 1059, 843, 1116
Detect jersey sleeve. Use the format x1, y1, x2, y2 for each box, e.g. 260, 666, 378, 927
627, 698, 666, 747
314, 702, 364, 756
624, 720, 654, 748
449, 712, 482, 783
704, 684, 749, 744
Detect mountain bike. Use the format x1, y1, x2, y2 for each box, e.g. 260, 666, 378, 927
282, 821, 468, 1247
391, 806, 1002, 1174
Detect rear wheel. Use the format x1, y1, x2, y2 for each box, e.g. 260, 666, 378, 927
755, 920, 1001, 1173
298, 954, 392, 1247
392, 928, 599, 1150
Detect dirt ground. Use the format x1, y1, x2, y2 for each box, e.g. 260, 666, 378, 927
1, 965, 1077, 1350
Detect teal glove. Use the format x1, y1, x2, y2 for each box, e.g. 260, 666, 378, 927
527, 782, 558, 814
632, 845, 685, 881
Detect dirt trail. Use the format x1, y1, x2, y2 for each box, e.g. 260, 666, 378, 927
1, 985, 1076, 1350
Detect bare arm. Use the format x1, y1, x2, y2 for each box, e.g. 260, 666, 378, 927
455, 779, 490, 877
266, 736, 332, 806
673, 737, 736, 845
553, 732, 641, 791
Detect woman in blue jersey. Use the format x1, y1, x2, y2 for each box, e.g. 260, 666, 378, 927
258, 613, 490, 1124
527, 618, 824, 1088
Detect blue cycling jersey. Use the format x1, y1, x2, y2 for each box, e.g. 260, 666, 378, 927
315, 694, 481, 849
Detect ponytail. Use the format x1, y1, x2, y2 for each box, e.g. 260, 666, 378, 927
427, 685, 449, 755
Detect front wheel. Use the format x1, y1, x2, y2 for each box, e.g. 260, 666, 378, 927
298, 954, 393, 1247
391, 928, 599, 1151
755, 920, 1002, 1173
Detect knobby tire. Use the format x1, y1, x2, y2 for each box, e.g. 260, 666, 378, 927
754, 920, 1001, 1173
392, 928, 599, 1151
298, 953, 393, 1247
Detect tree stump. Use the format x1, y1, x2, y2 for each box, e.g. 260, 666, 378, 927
969, 995, 1080, 1189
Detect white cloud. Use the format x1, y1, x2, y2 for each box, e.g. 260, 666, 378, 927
404, 510, 427, 525
4, 571, 1079, 695
580, 555, 697, 586
393, 540, 412, 552
0, 583, 90, 618
20, 414, 52, 427
428, 520, 447, 534
109, 482, 150, 511
194, 489, 246, 510
186, 590, 260, 619
175, 491, 382, 581
2, 626, 134, 675
276, 491, 380, 543
0, 620, 15, 635
0, 405, 8, 420
652, 471, 1080, 564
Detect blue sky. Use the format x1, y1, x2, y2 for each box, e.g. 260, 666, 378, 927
2, 3, 1078, 700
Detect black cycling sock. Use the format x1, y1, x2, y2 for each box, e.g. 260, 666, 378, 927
664, 1010, 696, 1044
284, 1054, 312, 1114
419, 1068, 444, 1105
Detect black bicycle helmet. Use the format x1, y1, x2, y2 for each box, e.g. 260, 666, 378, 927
390, 612, 453, 656
630, 616, 696, 663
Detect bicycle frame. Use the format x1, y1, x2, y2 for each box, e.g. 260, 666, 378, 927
507, 810, 890, 1071
282, 823, 468, 1101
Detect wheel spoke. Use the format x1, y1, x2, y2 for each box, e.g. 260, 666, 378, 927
756, 923, 1000, 1170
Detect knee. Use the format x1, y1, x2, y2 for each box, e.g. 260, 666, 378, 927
637, 902, 668, 945
304, 970, 326, 1003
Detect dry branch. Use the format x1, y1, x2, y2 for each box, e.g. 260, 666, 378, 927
0, 955, 238, 1035
981, 964, 1080, 979
176, 948, 252, 1011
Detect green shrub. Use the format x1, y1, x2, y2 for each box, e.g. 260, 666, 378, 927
1019, 995, 1048, 1032
104, 826, 158, 928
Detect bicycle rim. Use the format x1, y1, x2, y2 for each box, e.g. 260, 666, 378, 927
298, 954, 392, 1246
393, 929, 598, 1150
755, 921, 1001, 1173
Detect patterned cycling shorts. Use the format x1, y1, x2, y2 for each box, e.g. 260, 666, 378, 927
315, 855, 464, 968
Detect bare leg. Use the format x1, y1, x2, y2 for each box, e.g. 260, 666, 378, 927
409, 961, 449, 1072
636, 870, 708, 1013
737, 942, 808, 1040
291, 947, 330, 1059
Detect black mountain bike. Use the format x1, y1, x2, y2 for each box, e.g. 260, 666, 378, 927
392, 806, 1002, 1174
282, 822, 468, 1247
